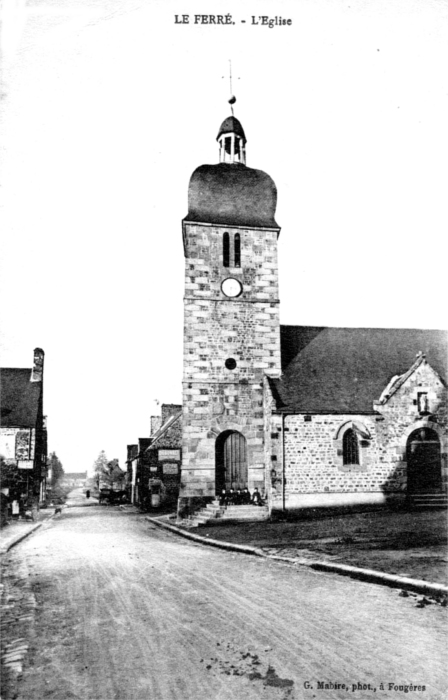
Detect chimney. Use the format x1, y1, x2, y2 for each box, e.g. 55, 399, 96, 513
31, 348, 44, 382
138, 437, 152, 454
150, 416, 162, 436
161, 403, 182, 424
127, 444, 138, 462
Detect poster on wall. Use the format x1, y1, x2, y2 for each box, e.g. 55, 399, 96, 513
0, 432, 16, 460
17, 460, 34, 470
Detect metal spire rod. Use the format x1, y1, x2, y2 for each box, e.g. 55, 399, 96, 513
229, 59, 233, 100
228, 59, 236, 115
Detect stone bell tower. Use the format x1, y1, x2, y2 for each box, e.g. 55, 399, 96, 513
177, 106, 281, 518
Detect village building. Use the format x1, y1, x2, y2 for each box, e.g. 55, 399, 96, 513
135, 437, 152, 507
0, 348, 48, 513
60, 472, 87, 488
176, 109, 447, 523
145, 405, 182, 508
126, 404, 182, 508
126, 443, 139, 503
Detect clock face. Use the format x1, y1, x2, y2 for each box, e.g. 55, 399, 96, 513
221, 278, 242, 298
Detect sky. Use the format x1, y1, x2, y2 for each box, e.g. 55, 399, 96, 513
1, 0, 447, 474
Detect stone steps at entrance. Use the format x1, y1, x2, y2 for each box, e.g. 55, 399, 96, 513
187, 503, 269, 527
409, 493, 448, 509
221, 506, 267, 517
204, 503, 223, 512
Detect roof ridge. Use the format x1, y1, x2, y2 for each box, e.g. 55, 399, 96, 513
146, 411, 182, 451
378, 353, 426, 403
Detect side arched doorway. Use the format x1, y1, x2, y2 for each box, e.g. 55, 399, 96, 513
406, 428, 442, 494
215, 430, 248, 494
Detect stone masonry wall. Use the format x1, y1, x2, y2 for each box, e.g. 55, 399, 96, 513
263, 376, 283, 513
265, 361, 447, 512
180, 222, 281, 507
374, 360, 447, 490
161, 404, 182, 424
183, 223, 280, 384
182, 382, 266, 498
279, 414, 383, 502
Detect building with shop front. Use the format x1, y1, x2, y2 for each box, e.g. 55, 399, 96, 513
0, 348, 48, 512
127, 404, 182, 508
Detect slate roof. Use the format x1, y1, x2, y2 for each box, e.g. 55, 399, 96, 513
185, 163, 279, 229
217, 116, 246, 143
146, 411, 182, 451
0, 368, 42, 427
271, 326, 448, 414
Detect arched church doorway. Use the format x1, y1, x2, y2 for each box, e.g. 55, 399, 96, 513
406, 428, 442, 493
215, 430, 247, 494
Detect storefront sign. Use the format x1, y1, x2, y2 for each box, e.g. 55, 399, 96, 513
158, 449, 180, 461
162, 463, 178, 475
18, 460, 33, 470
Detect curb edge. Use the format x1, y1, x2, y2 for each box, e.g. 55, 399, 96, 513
146, 516, 448, 596
0, 523, 43, 555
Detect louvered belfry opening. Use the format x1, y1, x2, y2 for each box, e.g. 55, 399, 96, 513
234, 233, 241, 267
215, 430, 248, 493
223, 232, 230, 267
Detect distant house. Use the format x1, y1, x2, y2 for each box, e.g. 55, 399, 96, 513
0, 348, 48, 507
62, 472, 87, 487
135, 437, 152, 506
126, 443, 138, 503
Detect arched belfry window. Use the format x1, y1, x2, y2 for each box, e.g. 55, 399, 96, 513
234, 233, 241, 267
223, 232, 230, 267
343, 429, 359, 465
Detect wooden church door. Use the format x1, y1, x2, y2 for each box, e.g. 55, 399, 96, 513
406, 428, 442, 493
215, 431, 248, 493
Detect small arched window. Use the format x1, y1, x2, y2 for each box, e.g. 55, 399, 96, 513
223, 232, 230, 267
234, 233, 241, 267
343, 429, 359, 465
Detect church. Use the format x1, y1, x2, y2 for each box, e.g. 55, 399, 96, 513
176, 106, 447, 522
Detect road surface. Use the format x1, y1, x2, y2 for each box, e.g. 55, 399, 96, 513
2, 495, 447, 700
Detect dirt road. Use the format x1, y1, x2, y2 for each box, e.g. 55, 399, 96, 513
3, 500, 447, 700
